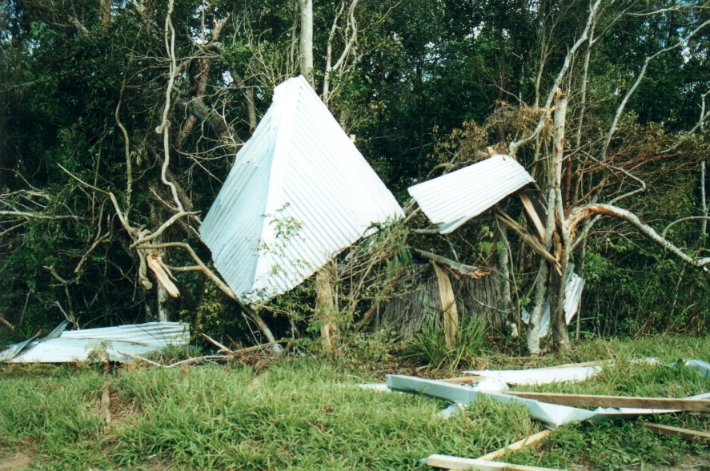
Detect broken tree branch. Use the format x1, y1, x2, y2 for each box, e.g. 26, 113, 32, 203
567, 203, 710, 270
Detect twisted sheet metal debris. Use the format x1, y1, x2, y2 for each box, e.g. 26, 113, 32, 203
463, 363, 605, 386
385, 373, 710, 428
407, 155, 534, 234
0, 322, 189, 363
200, 75, 403, 305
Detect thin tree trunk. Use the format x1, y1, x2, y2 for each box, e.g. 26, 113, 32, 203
496, 222, 513, 323
527, 187, 556, 355
228, 69, 257, 133
316, 260, 338, 355
101, 0, 111, 27
298, 0, 314, 85
551, 92, 570, 350
701, 161, 707, 241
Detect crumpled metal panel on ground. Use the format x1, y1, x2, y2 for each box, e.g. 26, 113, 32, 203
200, 75, 404, 305
407, 154, 534, 234
0, 321, 189, 363
385, 372, 710, 428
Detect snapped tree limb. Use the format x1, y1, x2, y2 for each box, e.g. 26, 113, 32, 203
567, 204, 710, 270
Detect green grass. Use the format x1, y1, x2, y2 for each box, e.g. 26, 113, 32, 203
0, 335, 708, 470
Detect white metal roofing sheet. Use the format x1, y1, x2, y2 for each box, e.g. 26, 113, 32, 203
407, 154, 534, 233
200, 76, 404, 304
2, 322, 189, 363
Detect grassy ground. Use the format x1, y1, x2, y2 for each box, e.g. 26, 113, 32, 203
0, 335, 708, 470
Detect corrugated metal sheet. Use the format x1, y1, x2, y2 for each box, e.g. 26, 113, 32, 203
407, 154, 534, 234
200, 75, 404, 304
1, 322, 189, 363
564, 272, 585, 324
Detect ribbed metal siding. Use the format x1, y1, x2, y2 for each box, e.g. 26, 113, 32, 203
564, 272, 585, 324
5, 322, 189, 363
199, 112, 277, 298
407, 155, 534, 233
200, 76, 404, 304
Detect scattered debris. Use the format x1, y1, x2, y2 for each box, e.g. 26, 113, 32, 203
640, 422, 710, 444
408, 154, 534, 234
684, 359, 710, 377
424, 454, 560, 470
477, 430, 554, 461
380, 358, 710, 428
0, 321, 189, 363
501, 391, 710, 412
464, 361, 606, 386
200, 75, 404, 305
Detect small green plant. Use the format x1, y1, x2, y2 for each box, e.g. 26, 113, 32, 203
405, 314, 487, 369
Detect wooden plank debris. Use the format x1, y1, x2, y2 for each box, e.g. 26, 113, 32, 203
640, 422, 710, 444
503, 392, 710, 412
432, 262, 460, 350
425, 454, 561, 470
478, 430, 553, 461
440, 376, 484, 384
415, 249, 489, 278
519, 192, 546, 240
201, 333, 235, 354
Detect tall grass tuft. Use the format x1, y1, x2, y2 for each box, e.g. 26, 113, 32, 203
405, 313, 487, 369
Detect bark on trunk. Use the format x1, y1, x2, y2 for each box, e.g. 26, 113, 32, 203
551, 92, 570, 350
315, 260, 338, 355
298, 0, 314, 85
101, 0, 111, 27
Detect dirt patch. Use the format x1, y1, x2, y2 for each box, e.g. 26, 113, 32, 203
652, 453, 710, 470
0, 452, 36, 471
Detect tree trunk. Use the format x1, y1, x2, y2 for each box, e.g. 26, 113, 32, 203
527, 188, 555, 355
101, 0, 111, 27
551, 91, 570, 350
298, 0, 314, 85
315, 260, 338, 355
496, 222, 513, 325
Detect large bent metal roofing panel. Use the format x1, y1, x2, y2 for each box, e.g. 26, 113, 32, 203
200, 76, 404, 305
1, 322, 189, 363
407, 154, 534, 234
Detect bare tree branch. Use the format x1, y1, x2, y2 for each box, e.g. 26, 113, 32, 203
567, 204, 710, 270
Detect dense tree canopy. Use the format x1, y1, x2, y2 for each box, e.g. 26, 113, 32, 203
1, 0, 707, 350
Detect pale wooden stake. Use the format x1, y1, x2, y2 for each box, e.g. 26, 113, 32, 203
478, 430, 553, 461
503, 392, 710, 412
425, 454, 561, 471
440, 376, 484, 384
641, 422, 710, 444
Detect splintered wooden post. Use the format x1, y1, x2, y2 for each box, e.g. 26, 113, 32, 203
519, 192, 546, 240
432, 262, 459, 349
315, 260, 338, 355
